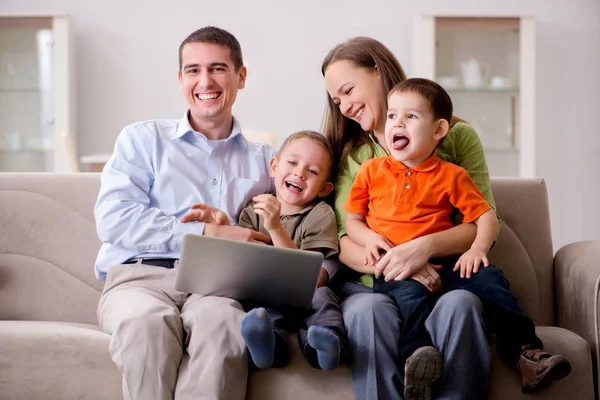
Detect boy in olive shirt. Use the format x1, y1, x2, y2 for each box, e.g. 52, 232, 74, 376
194, 130, 347, 370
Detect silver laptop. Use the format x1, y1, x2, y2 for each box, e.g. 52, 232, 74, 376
175, 234, 324, 309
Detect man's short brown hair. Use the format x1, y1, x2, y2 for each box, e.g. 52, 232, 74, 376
178, 26, 244, 71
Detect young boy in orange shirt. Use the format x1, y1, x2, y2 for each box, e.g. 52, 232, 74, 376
345, 78, 571, 399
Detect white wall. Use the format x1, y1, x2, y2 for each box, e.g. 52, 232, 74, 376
1, 0, 599, 250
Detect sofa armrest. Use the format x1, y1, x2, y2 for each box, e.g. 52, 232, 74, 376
554, 241, 600, 375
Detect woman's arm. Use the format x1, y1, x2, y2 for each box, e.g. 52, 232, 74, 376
448, 122, 498, 217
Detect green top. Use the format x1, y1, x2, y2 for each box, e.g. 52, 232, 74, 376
334, 122, 499, 286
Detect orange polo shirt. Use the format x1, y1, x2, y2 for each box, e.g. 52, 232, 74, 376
344, 154, 491, 246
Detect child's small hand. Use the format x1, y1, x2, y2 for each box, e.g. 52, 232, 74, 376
453, 247, 489, 279
252, 194, 282, 232
181, 203, 230, 225
364, 232, 393, 266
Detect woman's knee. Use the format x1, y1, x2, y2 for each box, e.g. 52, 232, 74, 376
342, 292, 400, 330
436, 289, 484, 315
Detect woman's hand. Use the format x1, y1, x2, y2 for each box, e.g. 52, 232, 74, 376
374, 236, 433, 281
407, 263, 443, 292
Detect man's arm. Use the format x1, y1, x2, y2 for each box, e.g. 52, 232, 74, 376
95, 126, 205, 253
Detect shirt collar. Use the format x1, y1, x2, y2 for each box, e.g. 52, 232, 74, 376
282, 200, 321, 217
172, 110, 244, 143
385, 152, 440, 172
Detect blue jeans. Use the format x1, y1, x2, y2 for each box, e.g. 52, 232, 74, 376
374, 256, 541, 367
340, 280, 491, 400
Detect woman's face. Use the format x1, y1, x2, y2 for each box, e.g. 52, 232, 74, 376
324, 60, 384, 133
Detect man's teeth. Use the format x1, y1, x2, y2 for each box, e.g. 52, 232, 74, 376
285, 181, 303, 191
196, 93, 220, 100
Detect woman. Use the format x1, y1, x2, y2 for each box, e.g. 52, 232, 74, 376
322, 37, 495, 400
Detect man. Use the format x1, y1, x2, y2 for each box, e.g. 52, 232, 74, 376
94, 26, 274, 400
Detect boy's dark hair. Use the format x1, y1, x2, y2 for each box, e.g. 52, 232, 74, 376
178, 26, 244, 71
278, 130, 334, 180
388, 78, 453, 124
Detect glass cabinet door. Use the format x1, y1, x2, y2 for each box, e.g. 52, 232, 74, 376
412, 16, 536, 178
0, 15, 76, 172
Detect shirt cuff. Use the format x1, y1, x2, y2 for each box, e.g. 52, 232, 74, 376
168, 221, 206, 252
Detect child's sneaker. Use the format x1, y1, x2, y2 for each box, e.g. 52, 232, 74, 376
517, 344, 572, 393
404, 346, 443, 400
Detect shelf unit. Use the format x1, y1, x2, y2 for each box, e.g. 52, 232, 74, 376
0, 14, 77, 172
412, 16, 536, 177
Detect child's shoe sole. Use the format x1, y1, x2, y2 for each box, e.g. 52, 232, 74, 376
404, 346, 443, 400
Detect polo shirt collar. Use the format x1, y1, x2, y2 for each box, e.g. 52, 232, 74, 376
283, 201, 319, 217
385, 152, 440, 172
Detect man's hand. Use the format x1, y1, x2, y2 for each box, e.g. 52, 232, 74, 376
374, 236, 431, 281
406, 263, 443, 292
316, 267, 329, 288
204, 224, 271, 244
252, 194, 282, 232
180, 203, 230, 225
364, 232, 393, 266
453, 247, 489, 279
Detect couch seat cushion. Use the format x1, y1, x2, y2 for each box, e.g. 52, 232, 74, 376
0, 320, 121, 400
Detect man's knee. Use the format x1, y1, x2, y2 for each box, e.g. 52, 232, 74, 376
123, 306, 181, 333
184, 295, 245, 326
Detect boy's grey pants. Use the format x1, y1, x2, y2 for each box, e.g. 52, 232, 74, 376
340, 282, 491, 400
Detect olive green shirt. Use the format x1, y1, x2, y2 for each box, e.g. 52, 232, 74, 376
238, 200, 338, 258
334, 122, 499, 286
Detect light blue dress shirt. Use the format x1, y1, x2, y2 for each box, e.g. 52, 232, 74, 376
94, 112, 275, 280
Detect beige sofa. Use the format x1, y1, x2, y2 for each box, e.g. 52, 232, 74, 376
0, 173, 595, 400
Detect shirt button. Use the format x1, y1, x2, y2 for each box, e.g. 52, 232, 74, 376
405, 184, 410, 189
282, 223, 287, 228
406, 171, 411, 176
212, 178, 218, 185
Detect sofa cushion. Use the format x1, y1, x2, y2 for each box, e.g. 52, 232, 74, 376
248, 326, 594, 400
0, 321, 121, 400
488, 327, 594, 400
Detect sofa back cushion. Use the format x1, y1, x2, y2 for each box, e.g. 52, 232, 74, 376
0, 174, 555, 326
0, 174, 102, 324
488, 178, 555, 326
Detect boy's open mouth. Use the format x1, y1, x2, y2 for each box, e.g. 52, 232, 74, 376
285, 181, 303, 192
392, 134, 410, 151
